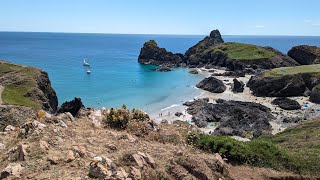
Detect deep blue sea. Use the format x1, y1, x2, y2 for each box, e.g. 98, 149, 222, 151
0, 32, 320, 114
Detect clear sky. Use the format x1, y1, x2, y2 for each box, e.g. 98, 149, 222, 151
1, 0, 319, 36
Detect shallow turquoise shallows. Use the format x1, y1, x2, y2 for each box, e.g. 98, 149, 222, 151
0, 32, 320, 114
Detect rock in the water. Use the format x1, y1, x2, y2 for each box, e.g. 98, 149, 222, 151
196, 77, 226, 93
271, 97, 301, 110
58, 97, 84, 116
288, 45, 320, 65
189, 69, 199, 74
232, 78, 245, 93
154, 66, 171, 72
310, 85, 320, 104
185, 99, 274, 138
138, 40, 185, 67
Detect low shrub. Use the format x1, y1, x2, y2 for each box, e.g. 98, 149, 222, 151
104, 106, 150, 129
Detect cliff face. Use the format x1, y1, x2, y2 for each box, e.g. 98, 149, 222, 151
0, 60, 58, 112
288, 45, 320, 65
247, 64, 320, 101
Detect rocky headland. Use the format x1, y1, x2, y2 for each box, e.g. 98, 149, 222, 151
138, 29, 299, 73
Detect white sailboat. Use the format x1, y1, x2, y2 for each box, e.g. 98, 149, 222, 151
83, 58, 90, 66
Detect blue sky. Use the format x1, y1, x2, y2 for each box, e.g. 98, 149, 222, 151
1, 0, 319, 36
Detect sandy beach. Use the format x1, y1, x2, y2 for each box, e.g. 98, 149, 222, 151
151, 68, 317, 135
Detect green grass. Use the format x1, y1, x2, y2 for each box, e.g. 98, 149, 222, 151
212, 42, 276, 60
259, 118, 320, 176
188, 118, 320, 176
263, 64, 320, 77
0, 60, 41, 109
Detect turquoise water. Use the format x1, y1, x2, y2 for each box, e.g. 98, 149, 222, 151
0, 32, 320, 113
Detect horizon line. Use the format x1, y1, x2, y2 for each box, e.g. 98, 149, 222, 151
1, 30, 320, 37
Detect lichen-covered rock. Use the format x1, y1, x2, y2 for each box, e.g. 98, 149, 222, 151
288, 45, 320, 65
0, 105, 36, 131
196, 77, 226, 93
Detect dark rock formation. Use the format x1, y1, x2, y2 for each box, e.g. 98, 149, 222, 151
175, 112, 183, 117
154, 67, 171, 72
0, 105, 36, 131
0, 61, 58, 112
58, 97, 84, 117
310, 85, 320, 103
138, 40, 185, 67
271, 97, 301, 110
184, 99, 274, 138
215, 99, 226, 104
232, 79, 244, 93
189, 69, 199, 74
184, 29, 224, 61
196, 77, 226, 93
288, 45, 320, 65
247, 71, 320, 97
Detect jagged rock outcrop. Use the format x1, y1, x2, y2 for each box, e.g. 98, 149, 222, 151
184, 29, 224, 61
0, 61, 58, 112
196, 77, 226, 93
271, 97, 301, 110
184, 99, 274, 138
247, 65, 320, 98
138, 40, 185, 67
288, 45, 320, 65
232, 78, 244, 93
58, 97, 84, 116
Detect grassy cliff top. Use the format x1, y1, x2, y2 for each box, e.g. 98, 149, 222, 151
260, 118, 320, 175
213, 42, 276, 61
0, 60, 42, 109
263, 64, 320, 77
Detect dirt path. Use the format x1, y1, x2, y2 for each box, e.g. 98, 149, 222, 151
0, 85, 3, 104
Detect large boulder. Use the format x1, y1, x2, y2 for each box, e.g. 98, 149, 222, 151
138, 40, 185, 67
196, 77, 226, 93
232, 78, 244, 93
185, 99, 274, 138
310, 85, 320, 103
288, 45, 320, 65
271, 97, 301, 110
58, 97, 84, 116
